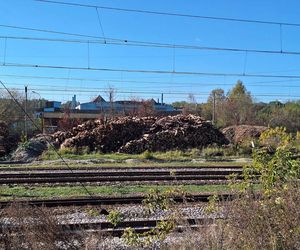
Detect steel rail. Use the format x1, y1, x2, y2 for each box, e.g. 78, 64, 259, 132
0, 169, 243, 178
0, 217, 217, 237
0, 193, 232, 208
0, 165, 244, 172
0, 175, 244, 184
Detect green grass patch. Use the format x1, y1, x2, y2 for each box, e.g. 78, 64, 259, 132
0, 184, 233, 200
40, 148, 203, 161
40, 147, 249, 162
41, 148, 143, 161
0, 160, 247, 170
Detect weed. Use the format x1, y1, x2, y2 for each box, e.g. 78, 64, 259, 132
107, 210, 123, 227
122, 228, 141, 247
141, 150, 154, 160
204, 194, 220, 214
143, 188, 171, 213
86, 208, 99, 217
122, 216, 176, 247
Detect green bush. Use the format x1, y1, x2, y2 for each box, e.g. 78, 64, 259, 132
141, 150, 154, 160
251, 147, 300, 191
143, 188, 171, 213
259, 127, 292, 151
107, 210, 123, 227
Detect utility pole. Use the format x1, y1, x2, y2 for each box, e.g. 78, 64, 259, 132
24, 85, 28, 140
109, 91, 113, 116
212, 91, 216, 125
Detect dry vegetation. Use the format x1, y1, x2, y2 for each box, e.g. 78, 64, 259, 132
0, 204, 82, 249
1, 127, 299, 249
1, 183, 298, 250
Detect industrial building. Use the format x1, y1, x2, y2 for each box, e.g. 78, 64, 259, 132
40, 95, 180, 133
76, 95, 176, 113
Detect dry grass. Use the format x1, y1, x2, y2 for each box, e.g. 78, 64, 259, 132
165, 182, 300, 250
225, 184, 300, 250
0, 204, 83, 249
0, 183, 299, 249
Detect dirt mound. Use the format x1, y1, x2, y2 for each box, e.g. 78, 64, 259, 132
10, 135, 51, 162
222, 125, 268, 144
53, 115, 228, 154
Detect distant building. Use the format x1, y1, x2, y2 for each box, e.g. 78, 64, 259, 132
40, 95, 179, 133
76, 95, 176, 114
43, 101, 61, 112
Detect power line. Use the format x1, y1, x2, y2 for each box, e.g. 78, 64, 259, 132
2, 35, 300, 56
8, 82, 300, 90
35, 0, 300, 27
4, 62, 300, 79
18, 90, 300, 99
7, 92, 298, 101
0, 23, 109, 40
2, 73, 300, 86
27, 88, 300, 98
3, 84, 300, 98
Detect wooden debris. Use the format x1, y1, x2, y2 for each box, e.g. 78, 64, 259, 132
52, 115, 228, 154
222, 125, 268, 144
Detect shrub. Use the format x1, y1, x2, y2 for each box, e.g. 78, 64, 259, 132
141, 150, 154, 160
143, 188, 172, 213
251, 147, 300, 190
259, 127, 292, 151
107, 210, 123, 227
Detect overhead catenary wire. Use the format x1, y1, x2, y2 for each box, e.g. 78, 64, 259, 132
1, 4, 298, 101
3, 85, 300, 99
2, 73, 300, 86
6, 80, 300, 90
35, 0, 300, 27
3, 38, 7, 65
26, 89, 300, 98
0, 80, 94, 197
3, 92, 296, 101
4, 62, 300, 79
0, 23, 109, 40
3, 35, 300, 56
34, 0, 294, 59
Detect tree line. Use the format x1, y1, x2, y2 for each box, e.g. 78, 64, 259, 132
172, 80, 300, 132
1, 80, 300, 139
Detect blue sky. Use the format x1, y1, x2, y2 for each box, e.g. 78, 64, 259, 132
1, 0, 300, 104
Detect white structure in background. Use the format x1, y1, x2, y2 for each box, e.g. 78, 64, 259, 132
76, 95, 176, 114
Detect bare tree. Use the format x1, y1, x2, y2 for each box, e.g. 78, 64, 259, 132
106, 86, 116, 116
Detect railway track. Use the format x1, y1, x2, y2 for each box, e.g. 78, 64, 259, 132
0, 168, 245, 185
0, 165, 244, 172
63, 217, 214, 236
0, 169, 243, 178
0, 193, 233, 208
0, 217, 216, 237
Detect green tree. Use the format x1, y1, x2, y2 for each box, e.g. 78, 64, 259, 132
205, 88, 226, 126
224, 80, 254, 125
255, 101, 300, 132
